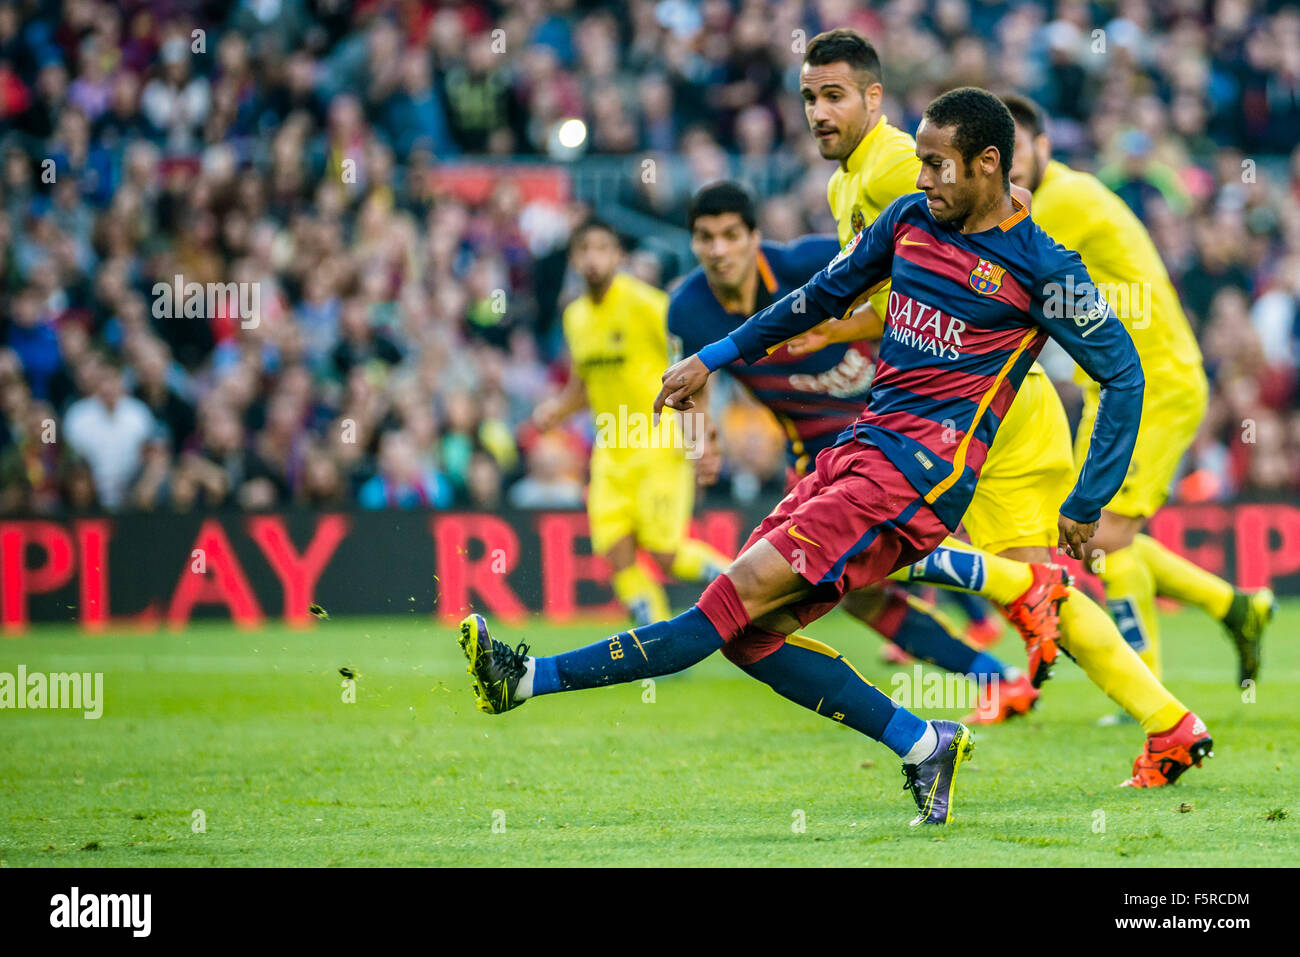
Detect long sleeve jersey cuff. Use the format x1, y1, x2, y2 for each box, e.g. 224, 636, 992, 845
1058, 497, 1102, 526
698, 337, 742, 371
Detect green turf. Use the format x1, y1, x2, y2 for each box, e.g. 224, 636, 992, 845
1, 601, 1295, 867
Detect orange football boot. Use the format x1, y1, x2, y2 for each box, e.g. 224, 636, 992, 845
1122, 711, 1214, 787
965, 617, 1002, 648
965, 673, 1039, 724
1002, 563, 1071, 687
879, 641, 912, 665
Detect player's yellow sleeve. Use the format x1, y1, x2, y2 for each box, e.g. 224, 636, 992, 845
858, 142, 920, 324
865, 151, 921, 213
641, 285, 670, 353
560, 300, 579, 360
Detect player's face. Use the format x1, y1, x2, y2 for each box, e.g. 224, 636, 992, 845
570, 229, 621, 289
915, 120, 995, 225
800, 61, 880, 162
691, 212, 759, 294
1010, 122, 1049, 194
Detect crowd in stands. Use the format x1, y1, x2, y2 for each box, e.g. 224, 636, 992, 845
1, 0, 1298, 515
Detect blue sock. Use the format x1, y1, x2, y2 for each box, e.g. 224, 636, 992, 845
951, 590, 991, 624
880, 708, 928, 758
905, 545, 987, 592
877, 598, 1009, 681
741, 640, 924, 754
969, 651, 1006, 680
531, 606, 723, 696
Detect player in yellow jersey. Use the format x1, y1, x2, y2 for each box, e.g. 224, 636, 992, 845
788, 30, 1211, 785
1004, 94, 1273, 687
534, 220, 730, 626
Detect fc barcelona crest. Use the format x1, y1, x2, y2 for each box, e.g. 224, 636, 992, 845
851, 207, 865, 233
969, 259, 1005, 295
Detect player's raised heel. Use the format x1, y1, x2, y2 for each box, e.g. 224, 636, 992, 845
1121, 711, 1213, 788
903, 720, 974, 826
457, 614, 530, 715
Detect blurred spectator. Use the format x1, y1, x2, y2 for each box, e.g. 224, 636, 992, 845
62, 359, 155, 508
358, 429, 452, 509
0, 0, 1294, 515
507, 433, 584, 508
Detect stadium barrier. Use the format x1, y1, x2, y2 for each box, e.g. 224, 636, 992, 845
1, 502, 1298, 633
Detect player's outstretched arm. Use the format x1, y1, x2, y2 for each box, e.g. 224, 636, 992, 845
702, 196, 907, 369
533, 361, 588, 431
787, 301, 885, 355
1033, 258, 1144, 555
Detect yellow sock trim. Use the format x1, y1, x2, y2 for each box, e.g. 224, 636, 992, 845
1058, 586, 1185, 734
786, 633, 839, 657
901, 593, 966, 641
1133, 533, 1234, 620
787, 634, 874, 686
1098, 545, 1162, 678
670, 538, 731, 582
611, 565, 669, 622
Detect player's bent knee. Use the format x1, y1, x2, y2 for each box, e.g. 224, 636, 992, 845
725, 539, 808, 619
840, 585, 890, 623
721, 627, 785, 667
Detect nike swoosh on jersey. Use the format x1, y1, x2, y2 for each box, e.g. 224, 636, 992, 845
787, 525, 822, 548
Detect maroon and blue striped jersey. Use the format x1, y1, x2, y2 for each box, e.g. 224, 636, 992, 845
722, 192, 1145, 530
669, 237, 871, 475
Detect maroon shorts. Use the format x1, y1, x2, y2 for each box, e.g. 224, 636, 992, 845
742, 441, 948, 628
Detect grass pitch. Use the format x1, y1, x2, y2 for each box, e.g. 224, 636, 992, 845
1, 602, 1296, 867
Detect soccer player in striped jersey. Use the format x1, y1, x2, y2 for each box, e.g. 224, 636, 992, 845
673, 180, 1037, 722
459, 89, 1208, 820
787, 31, 1213, 784
1004, 94, 1273, 689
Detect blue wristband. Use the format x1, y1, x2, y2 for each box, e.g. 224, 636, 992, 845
697, 337, 741, 371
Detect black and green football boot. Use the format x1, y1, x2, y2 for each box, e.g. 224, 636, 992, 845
458, 614, 529, 714
1222, 587, 1273, 685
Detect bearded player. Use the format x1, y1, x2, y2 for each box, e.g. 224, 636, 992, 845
785, 31, 1212, 786
459, 89, 1187, 823
1004, 93, 1274, 690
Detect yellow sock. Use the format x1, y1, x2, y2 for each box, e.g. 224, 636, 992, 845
1133, 533, 1234, 620
612, 565, 670, 625
890, 536, 1034, 604
1058, 586, 1186, 734
670, 538, 731, 583
1097, 545, 1162, 677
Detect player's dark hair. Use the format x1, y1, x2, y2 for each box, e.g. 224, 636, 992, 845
688, 181, 757, 232
803, 29, 882, 88
568, 218, 621, 252
1002, 94, 1046, 138
923, 87, 1015, 186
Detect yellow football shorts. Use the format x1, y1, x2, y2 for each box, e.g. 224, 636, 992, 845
1073, 368, 1207, 519
961, 367, 1077, 555
587, 449, 696, 556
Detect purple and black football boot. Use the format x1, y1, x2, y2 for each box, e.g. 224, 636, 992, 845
901, 720, 975, 826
